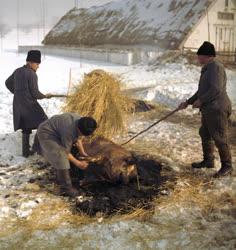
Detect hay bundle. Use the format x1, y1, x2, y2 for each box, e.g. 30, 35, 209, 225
64, 70, 133, 138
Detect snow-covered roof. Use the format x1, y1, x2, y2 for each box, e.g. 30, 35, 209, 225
43, 0, 215, 49
75, 0, 119, 9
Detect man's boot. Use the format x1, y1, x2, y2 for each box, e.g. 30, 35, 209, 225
213, 162, 233, 178
32, 134, 40, 154
22, 133, 33, 157
192, 141, 215, 169
214, 144, 233, 178
192, 159, 215, 169
56, 169, 80, 198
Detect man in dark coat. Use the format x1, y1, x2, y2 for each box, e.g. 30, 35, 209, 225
5, 50, 52, 157
34, 113, 97, 197
179, 42, 232, 178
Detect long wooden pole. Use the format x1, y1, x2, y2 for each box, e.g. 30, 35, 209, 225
50, 94, 69, 98
121, 107, 180, 146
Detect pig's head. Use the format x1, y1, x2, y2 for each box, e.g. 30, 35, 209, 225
108, 158, 138, 185
119, 164, 138, 184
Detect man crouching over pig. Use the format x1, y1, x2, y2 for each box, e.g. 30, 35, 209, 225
33, 113, 97, 197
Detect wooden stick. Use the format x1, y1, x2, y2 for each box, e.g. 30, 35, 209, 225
121, 107, 180, 146
50, 94, 69, 98
136, 173, 141, 191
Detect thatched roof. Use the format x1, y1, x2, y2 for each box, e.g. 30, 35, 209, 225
43, 0, 215, 50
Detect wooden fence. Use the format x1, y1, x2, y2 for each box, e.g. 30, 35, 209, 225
183, 47, 236, 64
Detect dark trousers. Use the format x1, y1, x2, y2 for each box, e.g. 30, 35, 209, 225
199, 110, 232, 164
22, 129, 32, 157
22, 128, 32, 134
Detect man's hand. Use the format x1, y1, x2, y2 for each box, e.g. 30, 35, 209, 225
45, 93, 53, 99
68, 153, 89, 170
178, 101, 188, 110
75, 160, 89, 170
192, 99, 202, 109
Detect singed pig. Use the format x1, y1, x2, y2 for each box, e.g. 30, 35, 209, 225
71, 137, 138, 186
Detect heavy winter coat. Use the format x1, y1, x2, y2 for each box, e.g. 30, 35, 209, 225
187, 60, 232, 114
34, 113, 81, 170
5, 65, 47, 131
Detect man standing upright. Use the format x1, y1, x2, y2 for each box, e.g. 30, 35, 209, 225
5, 50, 52, 157
179, 42, 232, 177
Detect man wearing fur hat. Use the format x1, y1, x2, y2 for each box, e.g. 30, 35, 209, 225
179, 41, 232, 178
5, 50, 52, 157
33, 113, 97, 197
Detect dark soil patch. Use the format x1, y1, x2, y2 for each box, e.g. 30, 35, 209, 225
30, 144, 177, 217
70, 154, 176, 216
132, 99, 155, 112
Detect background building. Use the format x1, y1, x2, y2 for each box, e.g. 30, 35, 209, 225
184, 0, 236, 53
20, 0, 236, 64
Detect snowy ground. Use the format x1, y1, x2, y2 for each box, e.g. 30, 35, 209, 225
0, 51, 236, 249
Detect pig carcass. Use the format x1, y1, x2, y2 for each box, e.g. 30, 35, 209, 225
71, 137, 138, 186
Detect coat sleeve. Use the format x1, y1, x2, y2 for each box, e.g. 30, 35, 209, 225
187, 91, 198, 105
198, 63, 224, 105
28, 72, 46, 99
5, 73, 15, 94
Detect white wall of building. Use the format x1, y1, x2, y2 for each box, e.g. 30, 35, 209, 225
18, 45, 161, 65
18, 45, 134, 65
184, 0, 236, 52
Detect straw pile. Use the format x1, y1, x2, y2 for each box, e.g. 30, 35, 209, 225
64, 69, 134, 138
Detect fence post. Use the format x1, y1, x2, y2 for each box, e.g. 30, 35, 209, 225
67, 68, 72, 96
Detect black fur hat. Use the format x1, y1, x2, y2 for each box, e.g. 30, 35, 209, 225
26, 50, 41, 63
78, 117, 97, 136
197, 41, 216, 57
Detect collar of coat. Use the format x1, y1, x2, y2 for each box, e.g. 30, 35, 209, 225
201, 59, 216, 73
24, 64, 36, 72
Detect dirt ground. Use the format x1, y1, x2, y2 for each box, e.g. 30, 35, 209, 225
70, 153, 179, 216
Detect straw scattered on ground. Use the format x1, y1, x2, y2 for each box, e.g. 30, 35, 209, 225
63, 69, 134, 139
155, 171, 236, 216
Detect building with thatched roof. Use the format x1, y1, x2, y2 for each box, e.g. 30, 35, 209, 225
44, 0, 236, 51
19, 0, 236, 64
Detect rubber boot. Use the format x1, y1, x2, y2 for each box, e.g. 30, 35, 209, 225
56, 169, 80, 198
22, 133, 34, 158
213, 162, 233, 178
